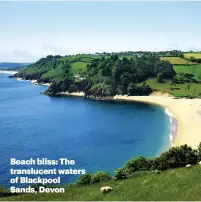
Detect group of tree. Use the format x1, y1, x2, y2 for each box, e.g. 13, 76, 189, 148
186, 57, 201, 63
84, 54, 175, 97
77, 143, 201, 185
11, 53, 177, 97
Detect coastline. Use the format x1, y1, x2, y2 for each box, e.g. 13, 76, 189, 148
15, 78, 51, 87
113, 94, 201, 149
56, 91, 201, 149
8, 73, 201, 149
0, 70, 18, 74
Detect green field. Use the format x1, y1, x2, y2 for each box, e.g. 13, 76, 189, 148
146, 79, 201, 97
173, 64, 201, 80
184, 53, 201, 59
1, 165, 201, 201
70, 62, 89, 74
160, 57, 195, 65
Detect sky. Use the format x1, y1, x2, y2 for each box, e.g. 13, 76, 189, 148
0, 1, 201, 62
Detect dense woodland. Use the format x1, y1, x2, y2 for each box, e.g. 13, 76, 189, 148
12, 53, 176, 98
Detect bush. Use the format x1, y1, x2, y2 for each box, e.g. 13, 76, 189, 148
114, 168, 128, 180
124, 156, 151, 173
76, 174, 92, 185
154, 145, 198, 170
91, 171, 111, 183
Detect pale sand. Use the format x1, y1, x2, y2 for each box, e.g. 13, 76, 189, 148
114, 94, 201, 149
0, 70, 18, 74
60, 91, 85, 97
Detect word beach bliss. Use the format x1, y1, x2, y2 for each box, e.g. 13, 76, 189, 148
10, 158, 75, 165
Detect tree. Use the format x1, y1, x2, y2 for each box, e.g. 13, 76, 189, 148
111, 54, 118, 61
127, 83, 136, 95
186, 83, 191, 96
157, 73, 163, 83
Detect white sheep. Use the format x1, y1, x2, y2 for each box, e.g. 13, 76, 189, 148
199, 161, 201, 165
186, 164, 191, 168
100, 186, 113, 193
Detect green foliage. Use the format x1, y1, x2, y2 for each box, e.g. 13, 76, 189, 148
2, 165, 201, 201
154, 145, 198, 170
114, 168, 128, 180
160, 56, 194, 65
124, 156, 151, 173
121, 144, 199, 174
76, 174, 92, 185
173, 64, 201, 81
68, 84, 79, 93
156, 73, 163, 83
85, 55, 174, 97
14, 52, 201, 98
91, 171, 111, 183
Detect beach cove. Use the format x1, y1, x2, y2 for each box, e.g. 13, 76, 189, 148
58, 91, 201, 149
5, 70, 200, 149
0, 72, 171, 187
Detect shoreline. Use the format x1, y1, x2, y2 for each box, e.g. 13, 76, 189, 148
57, 91, 201, 149
15, 78, 51, 87
9, 74, 201, 149
0, 70, 18, 74
113, 94, 201, 149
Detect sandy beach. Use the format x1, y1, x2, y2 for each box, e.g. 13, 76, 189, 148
0, 70, 18, 74
60, 91, 85, 97
114, 94, 201, 149
56, 91, 201, 148
4, 71, 201, 148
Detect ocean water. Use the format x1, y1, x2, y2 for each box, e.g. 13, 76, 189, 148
0, 73, 170, 187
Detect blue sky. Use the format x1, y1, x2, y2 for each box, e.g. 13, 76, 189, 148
0, 1, 201, 62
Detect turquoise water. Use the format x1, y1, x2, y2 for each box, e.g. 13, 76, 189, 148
0, 73, 170, 187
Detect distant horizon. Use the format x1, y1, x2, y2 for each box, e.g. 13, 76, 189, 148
0, 49, 201, 63
1, 1, 201, 62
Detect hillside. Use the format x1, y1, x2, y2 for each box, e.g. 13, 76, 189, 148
184, 53, 201, 59
10, 51, 201, 98
160, 56, 195, 65
1, 165, 201, 201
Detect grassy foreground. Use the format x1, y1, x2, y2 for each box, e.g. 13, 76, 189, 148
1, 165, 201, 201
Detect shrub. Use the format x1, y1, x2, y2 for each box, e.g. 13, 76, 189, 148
124, 156, 150, 173
114, 168, 128, 180
155, 145, 198, 170
76, 174, 92, 185
91, 171, 111, 183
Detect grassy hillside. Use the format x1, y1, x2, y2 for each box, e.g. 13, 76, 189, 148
173, 64, 201, 80
70, 62, 89, 74
184, 53, 201, 59
12, 52, 201, 98
1, 165, 201, 201
146, 79, 201, 97
160, 56, 195, 65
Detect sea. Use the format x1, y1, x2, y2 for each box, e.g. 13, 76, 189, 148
0, 73, 170, 187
